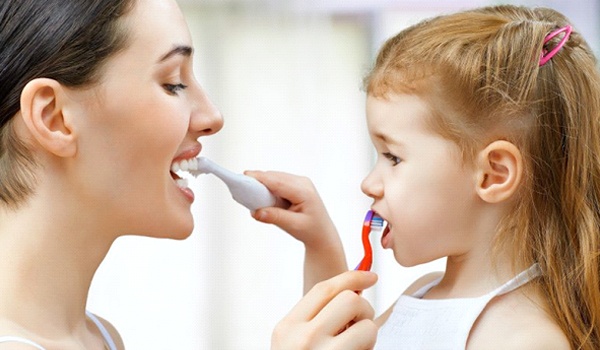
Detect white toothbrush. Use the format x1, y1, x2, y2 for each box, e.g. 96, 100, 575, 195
189, 157, 288, 211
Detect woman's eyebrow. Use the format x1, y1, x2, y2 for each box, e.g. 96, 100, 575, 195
157, 45, 193, 63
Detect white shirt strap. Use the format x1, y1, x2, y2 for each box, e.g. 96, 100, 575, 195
86, 311, 118, 350
0, 336, 46, 349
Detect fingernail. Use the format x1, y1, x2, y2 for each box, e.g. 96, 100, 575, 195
255, 210, 267, 221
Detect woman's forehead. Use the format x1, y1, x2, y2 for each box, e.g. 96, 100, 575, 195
122, 0, 193, 59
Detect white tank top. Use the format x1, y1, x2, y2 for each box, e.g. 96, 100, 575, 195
375, 264, 541, 349
0, 311, 117, 350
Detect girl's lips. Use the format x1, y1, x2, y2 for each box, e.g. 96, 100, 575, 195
381, 225, 392, 249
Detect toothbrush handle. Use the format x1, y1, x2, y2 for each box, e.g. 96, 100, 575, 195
227, 174, 290, 211
195, 158, 289, 211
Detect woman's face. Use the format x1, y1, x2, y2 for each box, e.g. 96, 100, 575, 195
66, 0, 223, 238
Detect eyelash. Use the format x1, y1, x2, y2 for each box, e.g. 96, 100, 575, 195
163, 83, 188, 95
383, 152, 402, 166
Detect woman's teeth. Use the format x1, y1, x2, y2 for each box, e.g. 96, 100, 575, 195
171, 157, 199, 173
171, 158, 199, 189
175, 178, 189, 189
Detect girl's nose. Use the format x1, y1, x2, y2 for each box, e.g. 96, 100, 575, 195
190, 85, 224, 136
361, 170, 383, 199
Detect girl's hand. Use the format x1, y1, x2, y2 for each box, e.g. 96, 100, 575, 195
271, 270, 378, 350
245, 170, 347, 292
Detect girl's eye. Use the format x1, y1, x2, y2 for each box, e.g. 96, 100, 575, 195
383, 152, 402, 166
163, 83, 188, 95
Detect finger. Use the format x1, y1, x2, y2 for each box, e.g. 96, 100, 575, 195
245, 170, 314, 204
284, 271, 377, 322
251, 205, 308, 231
333, 319, 378, 350
312, 290, 375, 335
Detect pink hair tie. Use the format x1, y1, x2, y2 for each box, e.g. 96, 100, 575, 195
539, 25, 572, 66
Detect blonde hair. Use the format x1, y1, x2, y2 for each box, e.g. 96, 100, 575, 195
365, 5, 600, 349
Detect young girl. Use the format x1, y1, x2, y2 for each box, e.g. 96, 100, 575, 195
250, 4, 600, 349
0, 0, 377, 349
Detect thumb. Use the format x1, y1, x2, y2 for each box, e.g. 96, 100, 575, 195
252, 206, 293, 226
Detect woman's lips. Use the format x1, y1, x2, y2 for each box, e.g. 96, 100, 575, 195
170, 159, 195, 202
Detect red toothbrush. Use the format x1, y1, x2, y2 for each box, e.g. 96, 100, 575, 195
355, 210, 385, 271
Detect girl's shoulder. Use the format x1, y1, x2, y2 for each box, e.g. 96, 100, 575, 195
467, 288, 570, 349
401, 271, 444, 296
375, 271, 444, 327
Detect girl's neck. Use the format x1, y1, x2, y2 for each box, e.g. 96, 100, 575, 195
428, 247, 517, 299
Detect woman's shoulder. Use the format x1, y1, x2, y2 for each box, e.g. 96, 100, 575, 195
0, 319, 43, 349
0, 342, 44, 350
89, 314, 126, 350
0, 314, 126, 350
468, 289, 570, 349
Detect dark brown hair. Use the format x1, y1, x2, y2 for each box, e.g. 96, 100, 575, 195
0, 0, 135, 207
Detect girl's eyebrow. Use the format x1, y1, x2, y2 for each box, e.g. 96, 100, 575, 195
373, 131, 390, 144
374, 132, 387, 142
157, 45, 193, 63
373, 131, 405, 149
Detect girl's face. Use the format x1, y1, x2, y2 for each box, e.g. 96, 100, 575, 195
65, 0, 223, 238
361, 93, 480, 267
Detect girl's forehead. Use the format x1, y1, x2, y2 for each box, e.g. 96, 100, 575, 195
366, 94, 431, 125
366, 93, 437, 144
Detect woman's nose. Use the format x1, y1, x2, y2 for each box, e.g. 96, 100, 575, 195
190, 85, 224, 136
361, 170, 383, 199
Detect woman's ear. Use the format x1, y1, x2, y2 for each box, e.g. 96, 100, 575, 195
475, 140, 523, 203
19, 78, 76, 157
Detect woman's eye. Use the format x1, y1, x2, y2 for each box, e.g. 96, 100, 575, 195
163, 83, 188, 95
383, 152, 402, 166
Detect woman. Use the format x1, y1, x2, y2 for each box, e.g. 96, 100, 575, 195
0, 0, 377, 349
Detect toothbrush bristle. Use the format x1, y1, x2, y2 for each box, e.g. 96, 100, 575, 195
371, 215, 385, 227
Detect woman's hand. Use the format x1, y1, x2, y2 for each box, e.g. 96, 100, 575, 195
272, 270, 378, 350
245, 171, 339, 248
245, 170, 347, 292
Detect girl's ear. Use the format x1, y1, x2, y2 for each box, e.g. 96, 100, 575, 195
19, 78, 76, 158
475, 140, 523, 203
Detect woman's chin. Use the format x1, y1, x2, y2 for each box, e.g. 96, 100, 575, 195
170, 227, 194, 240
167, 218, 195, 240
132, 215, 195, 240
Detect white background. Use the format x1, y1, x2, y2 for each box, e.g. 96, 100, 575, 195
88, 0, 599, 348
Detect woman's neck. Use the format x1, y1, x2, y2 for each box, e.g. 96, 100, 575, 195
0, 195, 114, 338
